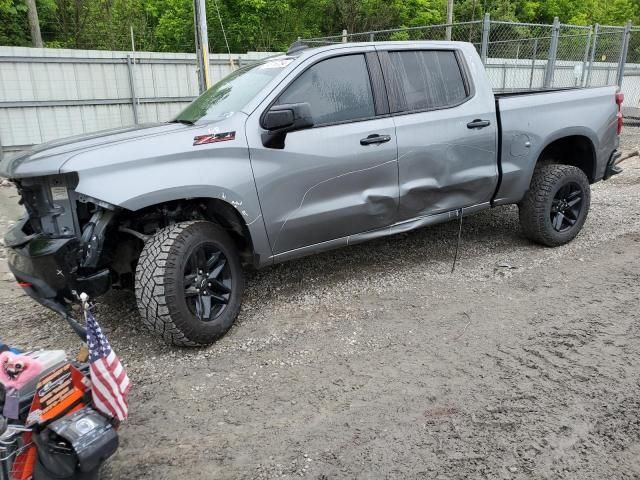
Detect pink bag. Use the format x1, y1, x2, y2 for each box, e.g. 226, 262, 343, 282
0, 351, 44, 390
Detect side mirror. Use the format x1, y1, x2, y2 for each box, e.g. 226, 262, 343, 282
261, 103, 314, 149
263, 109, 295, 130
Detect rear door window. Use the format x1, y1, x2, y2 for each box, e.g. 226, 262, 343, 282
276, 54, 376, 126
389, 50, 468, 112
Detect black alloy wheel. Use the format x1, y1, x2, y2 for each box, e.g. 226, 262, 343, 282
550, 182, 584, 233
183, 244, 232, 322
135, 221, 245, 346
518, 163, 591, 247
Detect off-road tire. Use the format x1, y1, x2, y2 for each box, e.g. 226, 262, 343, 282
518, 163, 591, 247
135, 220, 244, 346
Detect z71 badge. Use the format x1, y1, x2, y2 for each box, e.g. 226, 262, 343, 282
193, 131, 235, 146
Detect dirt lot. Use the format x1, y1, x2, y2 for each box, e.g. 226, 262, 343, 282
1, 130, 640, 480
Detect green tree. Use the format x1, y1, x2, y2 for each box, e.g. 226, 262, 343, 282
0, 0, 638, 52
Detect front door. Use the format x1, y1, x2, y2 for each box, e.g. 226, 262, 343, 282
378, 47, 498, 220
246, 52, 399, 256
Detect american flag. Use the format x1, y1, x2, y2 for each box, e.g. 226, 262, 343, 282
86, 307, 131, 421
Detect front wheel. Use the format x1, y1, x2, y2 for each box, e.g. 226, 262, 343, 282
135, 220, 245, 346
518, 164, 591, 247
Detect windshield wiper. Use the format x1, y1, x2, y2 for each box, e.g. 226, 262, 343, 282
170, 119, 194, 125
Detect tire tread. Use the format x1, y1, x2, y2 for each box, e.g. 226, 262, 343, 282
135, 221, 243, 346
518, 164, 591, 247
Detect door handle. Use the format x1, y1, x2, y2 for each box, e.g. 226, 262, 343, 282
360, 134, 392, 146
467, 119, 491, 129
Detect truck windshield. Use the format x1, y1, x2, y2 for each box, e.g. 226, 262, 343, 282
173, 57, 293, 124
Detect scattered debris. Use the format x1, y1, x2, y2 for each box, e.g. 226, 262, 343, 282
618, 149, 640, 164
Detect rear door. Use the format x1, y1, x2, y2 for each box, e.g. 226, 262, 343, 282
246, 49, 399, 256
377, 46, 498, 220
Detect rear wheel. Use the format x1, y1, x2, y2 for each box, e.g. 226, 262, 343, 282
518, 164, 591, 247
135, 220, 244, 346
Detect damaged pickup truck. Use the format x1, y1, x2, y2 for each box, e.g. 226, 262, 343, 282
1, 41, 624, 346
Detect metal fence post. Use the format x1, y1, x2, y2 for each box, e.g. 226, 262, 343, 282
586, 23, 599, 87
580, 26, 593, 86
617, 21, 632, 86
370, 32, 375, 41
529, 38, 538, 88
445, 0, 453, 40
126, 54, 139, 125
480, 13, 490, 64
544, 17, 560, 88
342, 29, 348, 43
193, 0, 211, 92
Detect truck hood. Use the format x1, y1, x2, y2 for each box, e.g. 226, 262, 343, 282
0, 123, 190, 178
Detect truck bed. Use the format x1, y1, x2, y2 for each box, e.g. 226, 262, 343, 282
492, 85, 619, 205
493, 86, 583, 97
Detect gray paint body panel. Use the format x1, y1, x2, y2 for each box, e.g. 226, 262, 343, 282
0, 123, 186, 178
248, 119, 399, 255
245, 45, 401, 258
495, 86, 619, 204
377, 43, 499, 219
0, 40, 620, 271
60, 114, 274, 266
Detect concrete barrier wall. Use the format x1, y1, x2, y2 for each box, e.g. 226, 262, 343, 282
0, 47, 274, 153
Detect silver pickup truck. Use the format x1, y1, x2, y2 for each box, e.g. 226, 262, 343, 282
0, 41, 624, 346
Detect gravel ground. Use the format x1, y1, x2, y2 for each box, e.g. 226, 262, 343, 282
1, 129, 640, 479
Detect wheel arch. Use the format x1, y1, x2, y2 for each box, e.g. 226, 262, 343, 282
535, 133, 598, 183
119, 193, 264, 268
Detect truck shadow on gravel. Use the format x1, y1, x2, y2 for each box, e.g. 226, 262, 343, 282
243, 204, 529, 302
98, 203, 529, 345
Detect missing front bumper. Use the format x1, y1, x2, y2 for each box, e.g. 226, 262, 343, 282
5, 220, 111, 307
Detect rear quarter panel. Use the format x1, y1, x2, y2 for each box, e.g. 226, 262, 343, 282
495, 86, 619, 204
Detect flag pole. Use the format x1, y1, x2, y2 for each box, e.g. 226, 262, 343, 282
82, 292, 131, 421
79, 292, 89, 311
77, 292, 90, 362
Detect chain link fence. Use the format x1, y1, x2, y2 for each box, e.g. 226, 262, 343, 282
303, 22, 484, 46
589, 26, 627, 86
302, 15, 640, 117
485, 21, 557, 90
623, 28, 640, 119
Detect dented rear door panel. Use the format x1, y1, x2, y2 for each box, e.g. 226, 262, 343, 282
392, 102, 498, 219
377, 43, 499, 220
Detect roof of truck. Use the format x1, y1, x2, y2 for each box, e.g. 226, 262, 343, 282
286, 40, 470, 56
